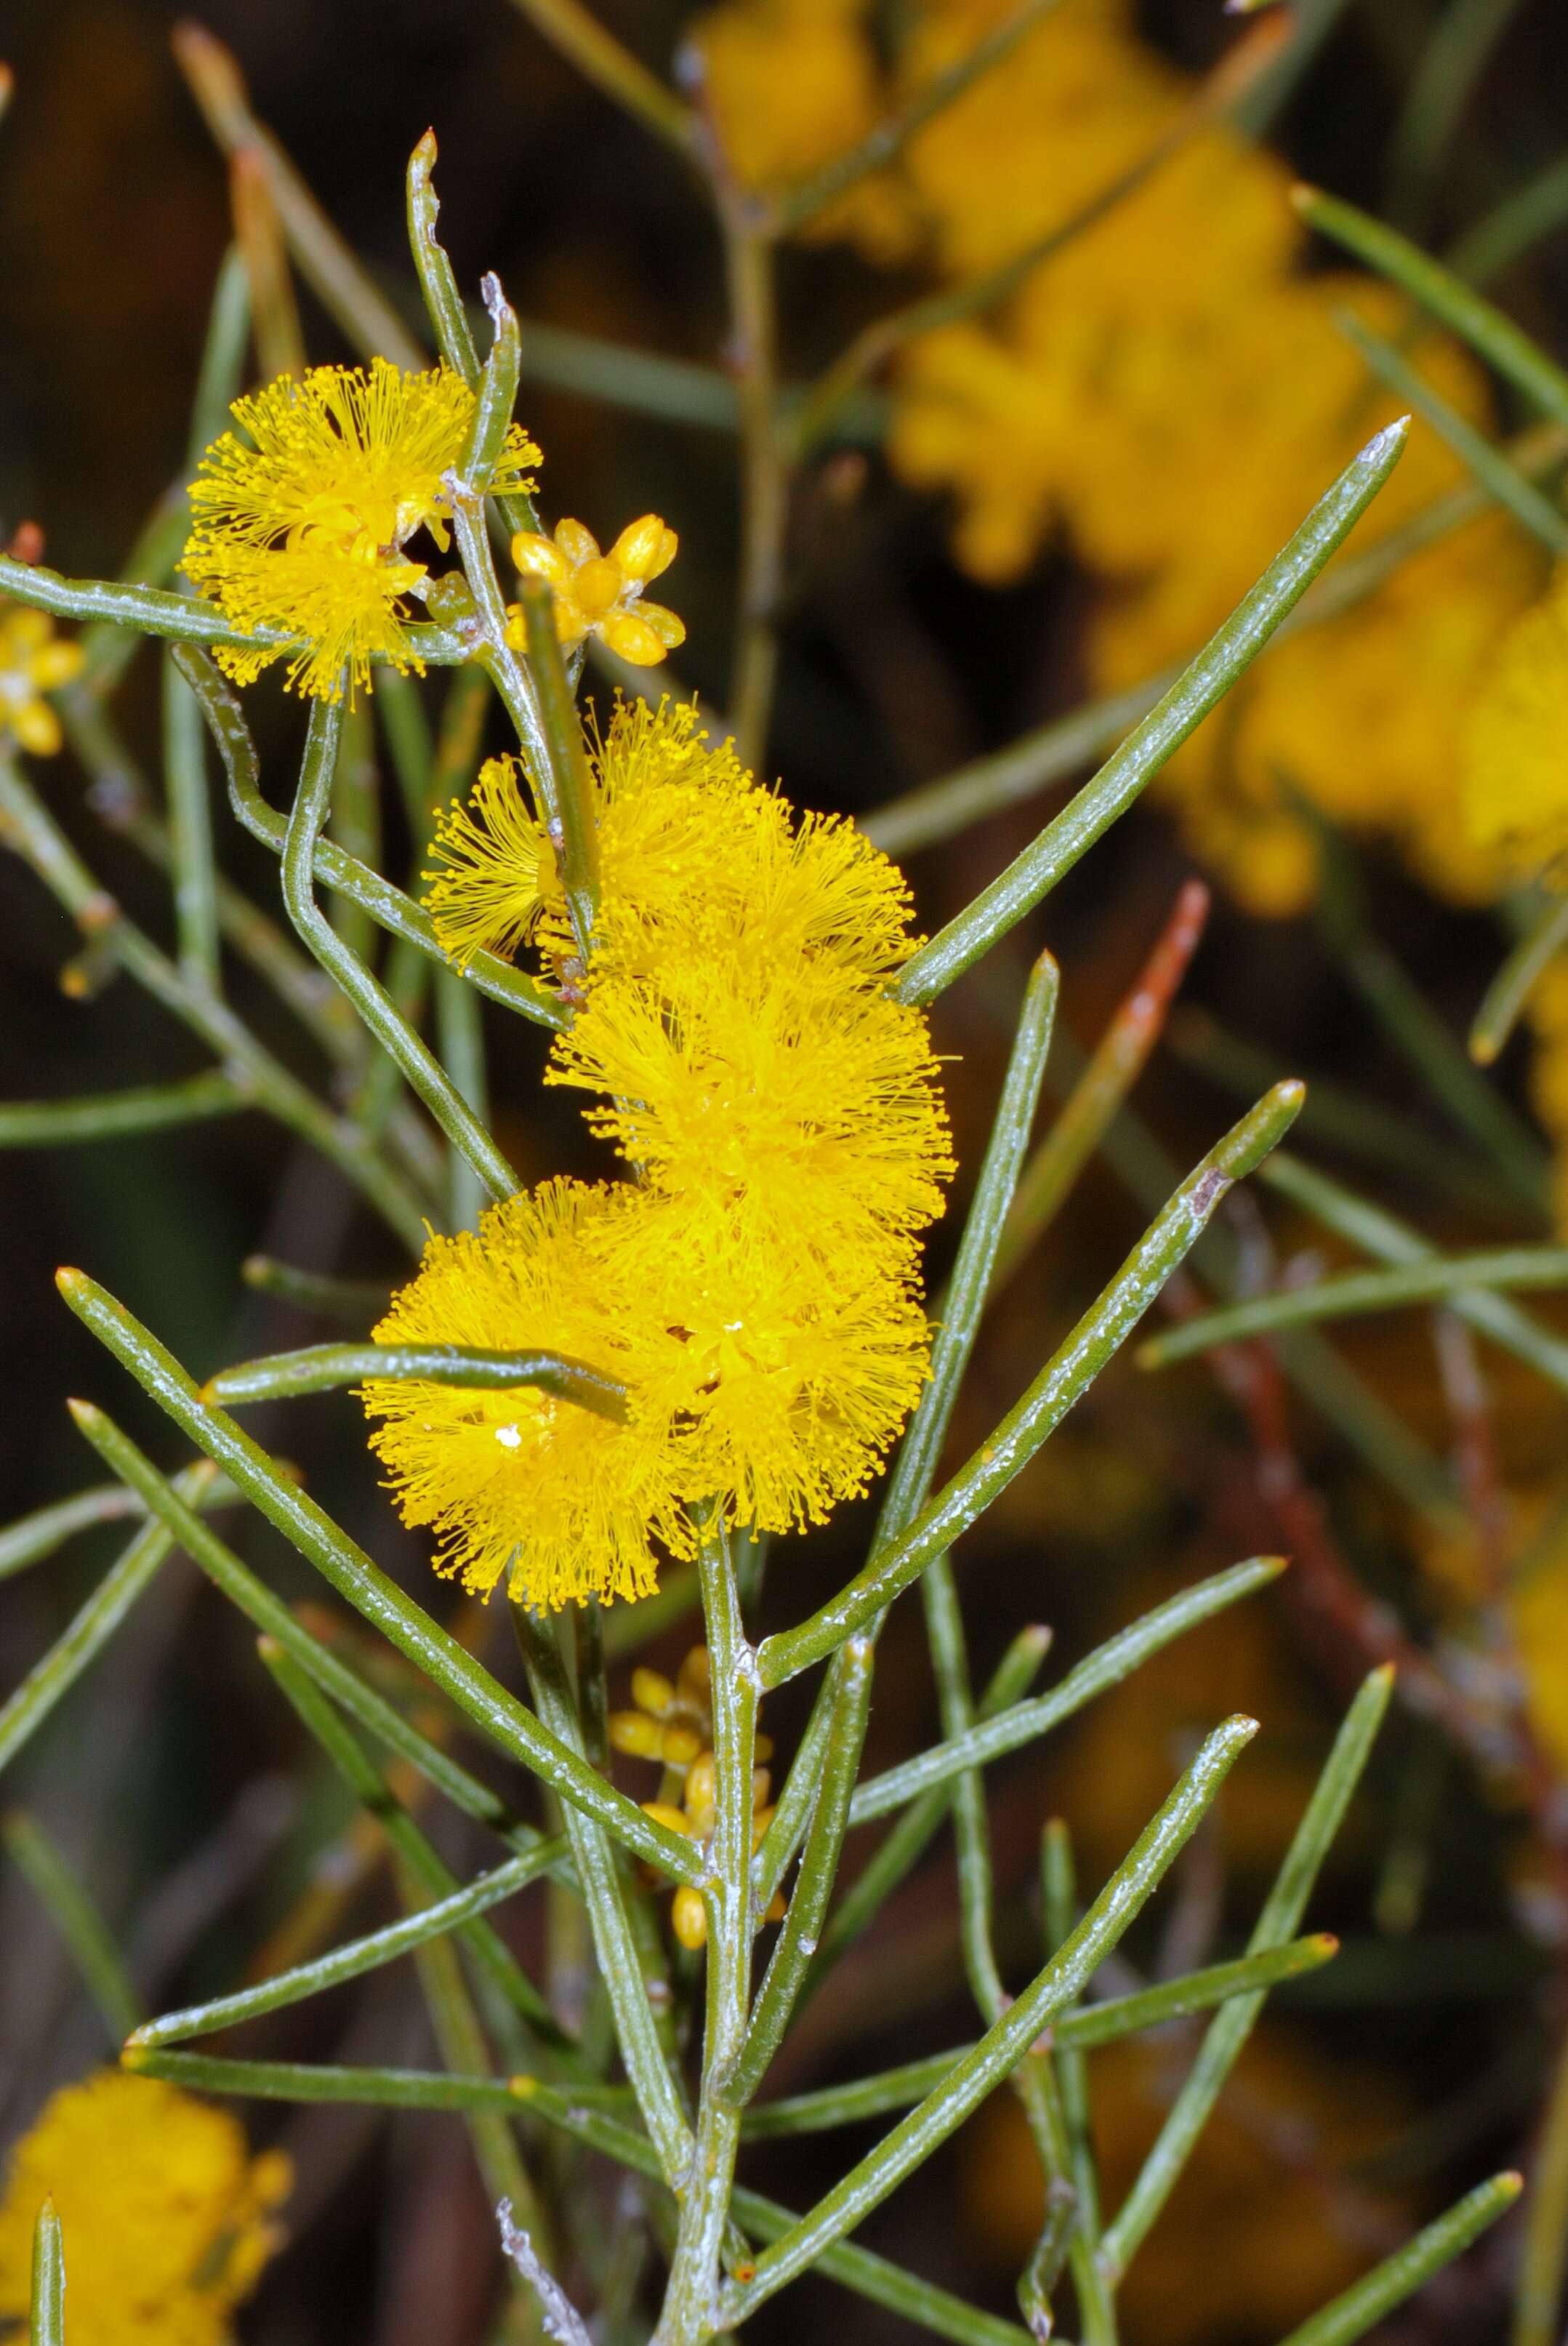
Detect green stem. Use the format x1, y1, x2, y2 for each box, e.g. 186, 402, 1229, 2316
132, 1841, 561, 2050
0, 1072, 249, 1147
731, 1637, 872, 2105
1099, 1667, 1393, 2283
3, 1809, 144, 2039
240, 1258, 392, 1322
1513, 2019, 1568, 2345
161, 650, 222, 987
512, 1603, 693, 2182
721, 205, 785, 770
1448, 151, 1568, 285
893, 425, 1408, 1003
752, 952, 1056, 1991
655, 1506, 755, 2343
719, 1719, 1256, 2323
0, 1462, 217, 1777
0, 1484, 163, 1583
283, 696, 520, 1207
0, 750, 430, 1248
759, 1085, 1302, 1686
55, 1309, 703, 1885
0, 550, 465, 671
173, 647, 566, 1032
1314, 834, 1551, 1213
257, 1636, 563, 2251
1383, 0, 1530, 232
130, 2049, 1032, 2346
800, 1626, 1052, 1991
63, 1402, 572, 1876
204, 1339, 627, 1415
514, 577, 600, 963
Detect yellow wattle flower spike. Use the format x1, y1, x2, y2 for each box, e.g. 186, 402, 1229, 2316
505, 512, 686, 667
181, 358, 539, 702
0, 2070, 290, 2346
0, 602, 85, 756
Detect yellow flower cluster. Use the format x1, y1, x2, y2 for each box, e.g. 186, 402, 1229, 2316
0, 2070, 289, 2346
0, 601, 84, 756
694, 0, 1540, 915
182, 359, 539, 702
366, 698, 951, 1607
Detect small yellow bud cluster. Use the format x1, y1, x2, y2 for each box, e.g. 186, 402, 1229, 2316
0, 603, 84, 756
608, 1644, 784, 1953
506, 514, 686, 667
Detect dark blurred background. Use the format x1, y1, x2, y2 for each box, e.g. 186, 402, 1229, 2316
0, 1, 1565, 2341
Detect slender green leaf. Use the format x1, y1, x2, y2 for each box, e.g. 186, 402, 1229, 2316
1296, 182, 1568, 430
28, 2202, 63, 2346
54, 1314, 701, 1887
760, 1082, 1302, 1687
1335, 307, 1568, 554
721, 1718, 1256, 2320
0, 1463, 217, 1777
1141, 1245, 1568, 1366
891, 425, 1407, 1003
1263, 1152, 1568, 1395
1100, 1666, 1392, 2280
1271, 2173, 1521, 2346
741, 1935, 1338, 2137
4, 1810, 143, 2040
1471, 891, 1568, 1066
132, 1842, 561, 2050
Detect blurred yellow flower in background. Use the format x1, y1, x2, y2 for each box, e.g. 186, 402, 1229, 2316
0, 2070, 289, 2346
0, 601, 84, 756
1465, 577, 1568, 881
696, 0, 1540, 917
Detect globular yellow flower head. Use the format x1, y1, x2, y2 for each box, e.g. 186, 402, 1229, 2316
361, 1179, 692, 1608
506, 514, 685, 667
549, 950, 952, 1256
603, 1189, 934, 1534
1463, 581, 1568, 881
0, 602, 84, 756
0, 2069, 290, 2346
425, 697, 771, 976
182, 359, 539, 702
